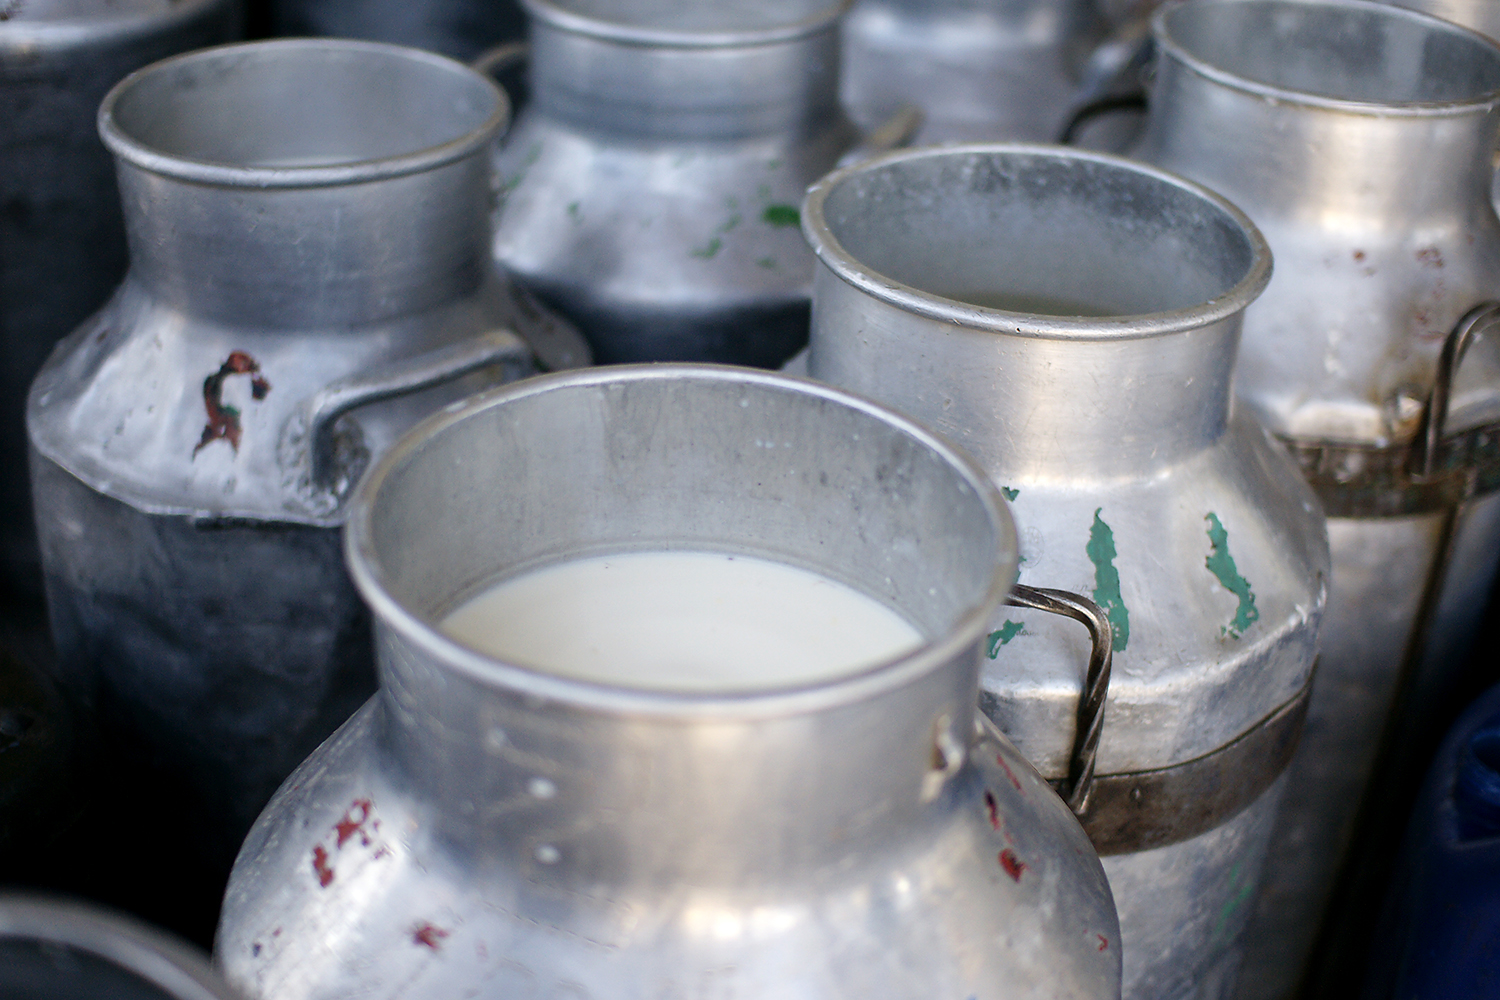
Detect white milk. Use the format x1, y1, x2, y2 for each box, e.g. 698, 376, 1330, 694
440, 550, 925, 692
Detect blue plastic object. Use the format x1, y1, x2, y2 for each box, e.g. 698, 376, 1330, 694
1366, 682, 1500, 999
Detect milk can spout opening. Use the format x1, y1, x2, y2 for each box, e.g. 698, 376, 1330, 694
1156, 0, 1500, 111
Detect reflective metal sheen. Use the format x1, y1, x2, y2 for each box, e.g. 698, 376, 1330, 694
218, 365, 1122, 1000
492, 0, 907, 368
803, 145, 1329, 1000
28, 39, 585, 874
1130, 3, 1500, 996
841, 0, 1103, 142
0, 0, 238, 598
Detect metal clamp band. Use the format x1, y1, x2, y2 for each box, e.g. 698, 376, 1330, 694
1280, 302, 1500, 518
1074, 674, 1313, 856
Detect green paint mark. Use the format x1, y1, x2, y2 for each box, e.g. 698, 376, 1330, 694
756, 257, 778, 270
1213, 862, 1255, 943
766, 158, 783, 171
566, 201, 581, 222
690, 237, 722, 260
719, 213, 741, 234
763, 204, 800, 228
1000, 486, 1020, 501
501, 142, 543, 193
987, 621, 1026, 658
1205, 512, 1259, 638
1086, 509, 1129, 651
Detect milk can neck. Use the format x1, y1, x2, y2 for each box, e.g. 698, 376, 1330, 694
375, 637, 976, 888
526, 12, 847, 140
114, 160, 494, 330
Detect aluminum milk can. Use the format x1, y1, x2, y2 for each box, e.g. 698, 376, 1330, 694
802, 145, 1330, 1000
841, 0, 1104, 143
492, 0, 916, 369
1129, 3, 1500, 995
0, 894, 243, 999
27, 39, 586, 883
0, 0, 238, 600
218, 365, 1123, 1000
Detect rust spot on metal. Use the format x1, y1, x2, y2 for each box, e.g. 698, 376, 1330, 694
984, 789, 1001, 830
1352, 250, 1366, 262
1416, 247, 1444, 269
312, 845, 334, 887
412, 922, 449, 951
999, 848, 1027, 881
996, 754, 1023, 792
335, 799, 373, 849
194, 351, 271, 456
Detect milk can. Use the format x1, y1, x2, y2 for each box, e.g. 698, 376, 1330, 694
0, 895, 243, 999
802, 146, 1329, 1000
27, 39, 588, 890
1128, 4, 1500, 995
0, 0, 238, 600
1382, 0, 1500, 42
840, 0, 1104, 143
491, 0, 918, 368
218, 365, 1122, 1000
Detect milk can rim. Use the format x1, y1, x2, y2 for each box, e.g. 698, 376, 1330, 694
0, 894, 236, 1000
1153, 0, 1500, 117
521, 0, 853, 50
97, 39, 510, 190
345, 364, 1017, 720
800, 142, 1274, 342
0, 0, 226, 47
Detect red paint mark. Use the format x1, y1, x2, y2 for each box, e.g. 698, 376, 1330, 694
996, 754, 1023, 792
1352, 250, 1366, 262
272, 928, 281, 938
984, 790, 1001, 830
1003, 829, 1015, 845
413, 922, 449, 951
999, 849, 1027, 881
335, 799, 373, 849
373, 846, 391, 860
1416, 247, 1444, 269
1097, 934, 1109, 951
193, 351, 271, 456
312, 845, 334, 887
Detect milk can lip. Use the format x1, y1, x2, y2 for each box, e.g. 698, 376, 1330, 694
523, 0, 853, 49
800, 142, 1273, 342
1154, 0, 1500, 116
344, 364, 1016, 720
96, 39, 510, 190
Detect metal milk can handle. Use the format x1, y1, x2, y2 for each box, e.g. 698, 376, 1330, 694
996, 583, 1115, 817
471, 41, 528, 81
300, 328, 533, 494
1058, 25, 1154, 145
834, 105, 925, 169
1408, 300, 1500, 479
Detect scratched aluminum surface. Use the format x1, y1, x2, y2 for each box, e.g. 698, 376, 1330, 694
1129, 5, 1500, 996
803, 145, 1328, 1000
491, 0, 872, 368
26, 40, 584, 870
219, 367, 1122, 1000
0, 0, 237, 596
841, 0, 1102, 143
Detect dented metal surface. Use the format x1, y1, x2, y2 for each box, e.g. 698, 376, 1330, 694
27, 39, 586, 870
0, 0, 237, 597
218, 366, 1121, 1000
802, 145, 1328, 1000
491, 0, 916, 368
1129, 4, 1500, 995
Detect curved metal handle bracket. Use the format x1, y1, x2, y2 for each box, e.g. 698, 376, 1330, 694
471, 42, 528, 81
835, 105, 924, 169
1407, 300, 1500, 479
280, 329, 533, 511
1004, 583, 1113, 816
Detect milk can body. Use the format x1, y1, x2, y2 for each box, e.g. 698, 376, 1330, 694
1130, 5, 1500, 995
218, 365, 1122, 1000
27, 40, 584, 886
803, 146, 1329, 1000
0, 0, 238, 599
493, 0, 899, 368
841, 0, 1101, 143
